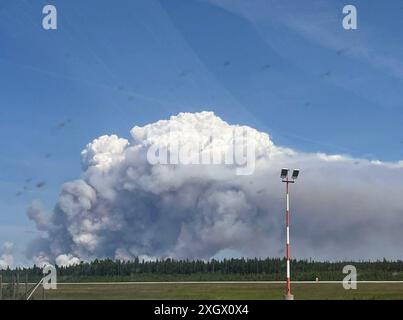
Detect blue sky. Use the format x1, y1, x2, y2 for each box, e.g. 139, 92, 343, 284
1, 0, 403, 263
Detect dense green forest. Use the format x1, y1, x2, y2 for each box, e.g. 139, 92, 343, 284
1, 257, 403, 282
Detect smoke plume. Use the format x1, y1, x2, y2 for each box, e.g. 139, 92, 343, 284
26, 112, 403, 266
0, 242, 15, 269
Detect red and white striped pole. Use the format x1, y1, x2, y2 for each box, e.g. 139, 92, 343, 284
281, 168, 299, 300
285, 178, 293, 299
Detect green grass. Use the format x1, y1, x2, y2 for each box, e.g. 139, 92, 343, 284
29, 283, 403, 300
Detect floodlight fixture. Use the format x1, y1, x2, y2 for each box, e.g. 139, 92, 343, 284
280, 168, 289, 179
292, 169, 300, 180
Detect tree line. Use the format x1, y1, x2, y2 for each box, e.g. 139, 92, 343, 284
1, 257, 403, 282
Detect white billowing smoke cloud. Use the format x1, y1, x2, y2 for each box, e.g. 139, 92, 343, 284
0, 242, 15, 269
27, 112, 403, 265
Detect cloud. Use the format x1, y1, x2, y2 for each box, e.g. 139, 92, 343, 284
0, 241, 15, 269
55, 254, 80, 267
26, 111, 403, 264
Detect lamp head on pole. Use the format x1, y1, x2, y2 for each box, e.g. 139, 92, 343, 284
280, 168, 289, 179
291, 169, 300, 180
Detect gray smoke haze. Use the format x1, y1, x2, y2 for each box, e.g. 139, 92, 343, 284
26, 112, 403, 266
0, 241, 15, 269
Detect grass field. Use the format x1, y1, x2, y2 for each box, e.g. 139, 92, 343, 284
27, 282, 403, 300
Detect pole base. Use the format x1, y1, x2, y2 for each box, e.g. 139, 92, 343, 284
284, 294, 294, 300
